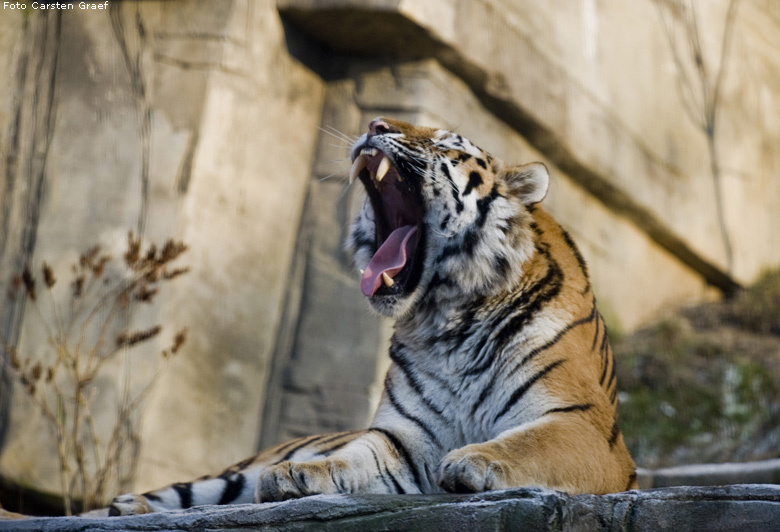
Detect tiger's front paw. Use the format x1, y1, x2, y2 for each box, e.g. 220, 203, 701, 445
436, 446, 510, 493
255, 459, 351, 502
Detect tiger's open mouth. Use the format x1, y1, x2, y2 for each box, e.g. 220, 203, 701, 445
350, 146, 425, 298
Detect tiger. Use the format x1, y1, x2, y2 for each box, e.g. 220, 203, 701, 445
107, 117, 636, 516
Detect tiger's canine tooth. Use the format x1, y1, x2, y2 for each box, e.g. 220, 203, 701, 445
360, 269, 365, 275
381, 272, 394, 287
376, 156, 391, 182
350, 155, 367, 185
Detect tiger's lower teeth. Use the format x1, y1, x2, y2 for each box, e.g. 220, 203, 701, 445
382, 272, 394, 287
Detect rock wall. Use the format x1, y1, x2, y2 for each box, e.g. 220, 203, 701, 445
0, 0, 778, 505
279, 0, 780, 293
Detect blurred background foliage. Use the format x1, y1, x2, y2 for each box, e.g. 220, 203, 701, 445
616, 269, 780, 468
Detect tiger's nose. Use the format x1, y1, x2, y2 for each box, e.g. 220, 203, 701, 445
369, 119, 391, 135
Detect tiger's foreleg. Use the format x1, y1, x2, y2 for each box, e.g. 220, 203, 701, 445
107, 432, 351, 515
436, 412, 636, 495
256, 428, 430, 502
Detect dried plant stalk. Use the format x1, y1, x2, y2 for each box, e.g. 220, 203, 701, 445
653, 0, 742, 273
2, 233, 189, 514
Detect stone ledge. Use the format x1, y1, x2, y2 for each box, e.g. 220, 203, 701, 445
4, 485, 780, 531
639, 460, 780, 489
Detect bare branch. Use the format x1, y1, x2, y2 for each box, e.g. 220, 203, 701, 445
653, 0, 739, 273
710, 0, 742, 128
654, 0, 707, 128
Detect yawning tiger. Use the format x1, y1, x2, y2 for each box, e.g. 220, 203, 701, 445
108, 117, 636, 516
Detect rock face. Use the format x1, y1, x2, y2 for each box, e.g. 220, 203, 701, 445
0, 1, 328, 495
0, 0, 779, 506
4, 486, 780, 531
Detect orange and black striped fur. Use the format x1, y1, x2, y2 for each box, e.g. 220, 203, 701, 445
107, 118, 636, 516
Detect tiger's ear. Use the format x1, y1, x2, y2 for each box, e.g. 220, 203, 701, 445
503, 162, 549, 205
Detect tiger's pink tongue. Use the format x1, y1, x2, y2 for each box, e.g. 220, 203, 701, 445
361, 225, 418, 297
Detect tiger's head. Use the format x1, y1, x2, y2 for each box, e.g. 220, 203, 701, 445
347, 117, 549, 318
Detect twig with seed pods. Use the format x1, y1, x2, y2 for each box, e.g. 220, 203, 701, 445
2, 232, 189, 515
